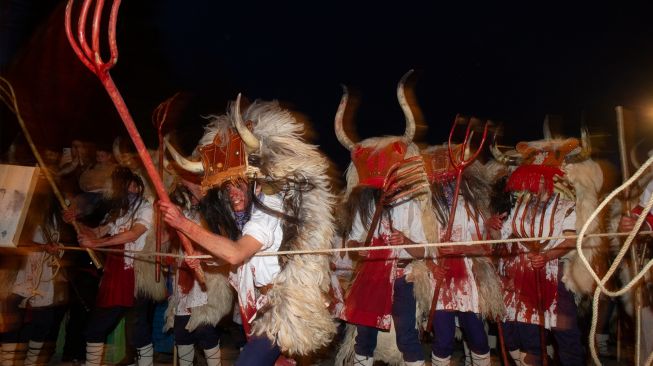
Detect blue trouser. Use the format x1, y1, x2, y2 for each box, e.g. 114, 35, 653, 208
234, 335, 281, 366
431, 310, 489, 358
174, 315, 221, 350
354, 276, 424, 362
0, 294, 66, 343
502, 266, 584, 366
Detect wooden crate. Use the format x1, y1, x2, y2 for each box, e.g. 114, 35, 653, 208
0, 164, 40, 247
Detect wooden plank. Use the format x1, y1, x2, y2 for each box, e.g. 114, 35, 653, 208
0, 164, 40, 247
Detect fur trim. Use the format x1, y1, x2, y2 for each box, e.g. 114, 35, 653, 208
134, 229, 167, 301
473, 258, 506, 320
562, 159, 607, 295
164, 266, 233, 332
204, 100, 337, 355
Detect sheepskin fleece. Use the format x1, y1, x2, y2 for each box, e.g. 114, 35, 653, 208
134, 229, 167, 301
201, 100, 337, 356
563, 159, 607, 295
164, 265, 233, 332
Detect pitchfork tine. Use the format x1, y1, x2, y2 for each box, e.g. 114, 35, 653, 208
65, 1, 93, 71
107, 0, 121, 66
77, 0, 94, 61
91, 0, 105, 62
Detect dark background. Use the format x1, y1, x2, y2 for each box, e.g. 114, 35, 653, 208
2, 1, 653, 171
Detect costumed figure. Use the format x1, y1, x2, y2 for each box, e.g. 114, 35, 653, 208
333, 71, 433, 366
614, 145, 653, 364
0, 187, 69, 366
67, 167, 156, 366
491, 127, 603, 366
161, 94, 336, 365
421, 136, 505, 366
162, 176, 234, 366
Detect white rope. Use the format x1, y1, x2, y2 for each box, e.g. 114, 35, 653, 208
576, 152, 653, 365
18, 229, 650, 260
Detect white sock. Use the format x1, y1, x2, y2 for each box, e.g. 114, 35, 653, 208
431, 353, 451, 366
176, 344, 195, 366
353, 353, 374, 366
203, 345, 221, 366
135, 344, 153, 366
404, 360, 425, 366
23, 341, 44, 366
85, 342, 104, 366
470, 351, 490, 366
509, 349, 523, 366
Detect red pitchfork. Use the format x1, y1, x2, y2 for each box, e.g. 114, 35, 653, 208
65, 0, 205, 285
152, 92, 180, 283
426, 116, 489, 330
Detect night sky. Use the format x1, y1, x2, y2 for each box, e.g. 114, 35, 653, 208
2, 1, 653, 170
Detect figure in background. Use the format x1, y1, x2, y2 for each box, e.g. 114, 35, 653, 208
66, 167, 154, 366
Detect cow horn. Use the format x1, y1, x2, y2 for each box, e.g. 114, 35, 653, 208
233, 93, 260, 154
398, 69, 416, 141
630, 138, 645, 169
565, 126, 592, 164
112, 137, 129, 166
334, 85, 355, 151
163, 136, 204, 174
490, 129, 522, 165
543, 116, 553, 140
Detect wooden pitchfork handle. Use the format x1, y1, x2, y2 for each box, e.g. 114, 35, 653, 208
64, 0, 205, 285
0, 77, 102, 269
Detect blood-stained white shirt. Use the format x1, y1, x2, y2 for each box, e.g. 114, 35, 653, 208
435, 199, 485, 313
498, 194, 576, 328
105, 200, 153, 269
230, 193, 284, 325
12, 224, 62, 307
174, 210, 211, 316
349, 198, 427, 261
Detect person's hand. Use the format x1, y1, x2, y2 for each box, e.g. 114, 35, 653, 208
159, 201, 186, 231
388, 230, 408, 245
527, 252, 548, 270
486, 212, 507, 231
184, 257, 201, 271
62, 208, 77, 224
78, 234, 96, 248
618, 215, 637, 233
428, 261, 448, 281
437, 245, 455, 256
44, 243, 62, 256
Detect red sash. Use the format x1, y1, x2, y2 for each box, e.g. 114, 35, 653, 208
341, 237, 395, 329
96, 251, 135, 308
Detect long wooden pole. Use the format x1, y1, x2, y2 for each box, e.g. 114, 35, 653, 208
0, 77, 102, 269
616, 105, 642, 366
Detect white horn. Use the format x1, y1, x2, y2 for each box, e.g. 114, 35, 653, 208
233, 93, 260, 154
163, 136, 204, 174
334, 85, 355, 151
397, 69, 416, 141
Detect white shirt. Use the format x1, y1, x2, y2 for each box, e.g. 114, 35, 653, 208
241, 193, 284, 287
640, 180, 653, 207
499, 194, 576, 328
105, 200, 153, 269
435, 199, 484, 312
12, 224, 61, 307
349, 198, 427, 260
175, 211, 209, 316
